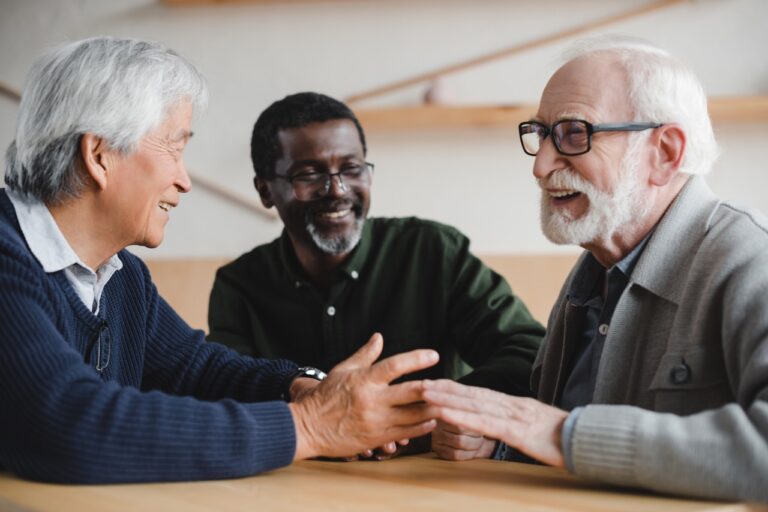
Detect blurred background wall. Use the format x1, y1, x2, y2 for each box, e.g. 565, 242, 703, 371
1, 0, 766, 326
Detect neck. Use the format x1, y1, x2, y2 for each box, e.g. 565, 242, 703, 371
585, 174, 689, 268
47, 193, 124, 270
290, 236, 350, 290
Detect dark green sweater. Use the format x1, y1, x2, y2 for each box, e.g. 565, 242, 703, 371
208, 217, 543, 395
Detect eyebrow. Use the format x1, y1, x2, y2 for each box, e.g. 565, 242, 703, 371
290, 155, 364, 166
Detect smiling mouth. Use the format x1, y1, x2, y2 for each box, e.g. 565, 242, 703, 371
158, 201, 174, 212
548, 189, 582, 202
317, 208, 351, 220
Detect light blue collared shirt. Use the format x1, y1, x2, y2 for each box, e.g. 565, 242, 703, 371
7, 189, 122, 314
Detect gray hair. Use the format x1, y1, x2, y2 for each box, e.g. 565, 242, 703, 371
562, 35, 719, 175
5, 37, 208, 204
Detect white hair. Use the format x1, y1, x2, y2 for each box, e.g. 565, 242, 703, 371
5, 37, 208, 204
563, 35, 719, 175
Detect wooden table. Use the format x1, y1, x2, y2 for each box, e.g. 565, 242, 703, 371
0, 455, 764, 512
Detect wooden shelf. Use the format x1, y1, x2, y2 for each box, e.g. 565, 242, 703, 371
354, 96, 768, 131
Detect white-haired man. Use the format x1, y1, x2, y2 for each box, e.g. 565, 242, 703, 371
0, 37, 439, 483
423, 37, 768, 502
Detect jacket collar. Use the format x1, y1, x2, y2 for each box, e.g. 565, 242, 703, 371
630, 175, 720, 304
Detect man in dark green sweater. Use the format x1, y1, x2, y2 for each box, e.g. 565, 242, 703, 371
207, 92, 544, 455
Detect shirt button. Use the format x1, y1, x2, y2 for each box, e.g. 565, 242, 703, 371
295, 281, 301, 288
350, 270, 359, 279
598, 324, 609, 335
327, 306, 336, 316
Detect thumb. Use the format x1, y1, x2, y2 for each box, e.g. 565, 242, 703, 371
332, 332, 383, 372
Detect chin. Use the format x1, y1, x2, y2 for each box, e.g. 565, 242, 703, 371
140, 233, 165, 249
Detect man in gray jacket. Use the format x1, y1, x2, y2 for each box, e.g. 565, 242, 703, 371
422, 36, 768, 502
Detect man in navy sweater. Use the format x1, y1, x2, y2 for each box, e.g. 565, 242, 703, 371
0, 37, 439, 484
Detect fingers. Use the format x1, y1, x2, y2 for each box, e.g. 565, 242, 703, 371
422, 388, 491, 416
369, 349, 439, 384
381, 442, 397, 454
382, 380, 428, 406
332, 333, 384, 372
384, 419, 437, 444
424, 379, 501, 404
435, 407, 507, 442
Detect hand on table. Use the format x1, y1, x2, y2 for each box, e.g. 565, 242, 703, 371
423, 379, 568, 467
431, 420, 496, 461
289, 333, 439, 461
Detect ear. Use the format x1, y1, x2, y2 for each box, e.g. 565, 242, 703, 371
254, 177, 274, 208
80, 133, 112, 191
648, 124, 686, 187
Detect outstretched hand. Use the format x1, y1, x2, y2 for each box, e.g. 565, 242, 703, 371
423, 379, 568, 467
289, 333, 439, 460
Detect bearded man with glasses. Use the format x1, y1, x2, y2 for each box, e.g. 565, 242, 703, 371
207, 92, 544, 458
422, 36, 768, 502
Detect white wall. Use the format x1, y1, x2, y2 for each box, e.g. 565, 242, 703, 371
1, 0, 766, 258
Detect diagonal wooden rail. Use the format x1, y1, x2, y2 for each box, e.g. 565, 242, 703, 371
0, 80, 275, 220
345, 0, 691, 105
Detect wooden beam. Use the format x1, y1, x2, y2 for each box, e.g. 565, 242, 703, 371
189, 172, 278, 219
162, 0, 355, 4
345, 0, 690, 105
355, 104, 538, 131
0, 81, 21, 102
355, 96, 768, 131
707, 95, 768, 123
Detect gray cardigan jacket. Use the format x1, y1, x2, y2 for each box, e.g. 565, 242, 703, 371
532, 176, 768, 502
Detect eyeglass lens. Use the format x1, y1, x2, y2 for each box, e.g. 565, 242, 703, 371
520, 121, 591, 156
292, 164, 372, 201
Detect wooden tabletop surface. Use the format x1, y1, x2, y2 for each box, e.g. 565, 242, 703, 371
0, 455, 764, 512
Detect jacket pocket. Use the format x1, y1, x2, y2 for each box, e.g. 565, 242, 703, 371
649, 345, 732, 413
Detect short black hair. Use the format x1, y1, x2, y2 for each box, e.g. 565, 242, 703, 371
250, 92, 367, 179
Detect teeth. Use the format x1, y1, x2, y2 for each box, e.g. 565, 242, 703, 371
549, 190, 578, 198
158, 201, 172, 212
319, 209, 350, 219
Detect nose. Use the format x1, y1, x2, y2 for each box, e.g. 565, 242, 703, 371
324, 172, 348, 198
175, 159, 192, 193
531, 136, 562, 181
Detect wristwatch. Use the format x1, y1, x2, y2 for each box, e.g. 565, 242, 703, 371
283, 366, 327, 401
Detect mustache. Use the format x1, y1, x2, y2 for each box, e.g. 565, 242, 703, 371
306, 199, 364, 216
537, 168, 591, 192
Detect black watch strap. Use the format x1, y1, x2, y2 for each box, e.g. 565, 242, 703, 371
283, 366, 327, 401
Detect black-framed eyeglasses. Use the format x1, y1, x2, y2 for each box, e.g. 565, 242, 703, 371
274, 162, 374, 201
519, 120, 663, 156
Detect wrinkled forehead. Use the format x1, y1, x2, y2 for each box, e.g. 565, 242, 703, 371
536, 54, 632, 124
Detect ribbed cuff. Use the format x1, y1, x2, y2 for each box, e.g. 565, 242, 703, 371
561, 407, 583, 473
570, 405, 642, 484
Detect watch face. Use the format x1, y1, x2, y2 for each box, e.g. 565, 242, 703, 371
298, 367, 327, 381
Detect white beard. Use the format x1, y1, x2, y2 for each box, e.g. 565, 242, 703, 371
306, 216, 364, 255
539, 136, 649, 246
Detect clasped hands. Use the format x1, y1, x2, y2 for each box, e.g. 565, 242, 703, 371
288, 333, 568, 467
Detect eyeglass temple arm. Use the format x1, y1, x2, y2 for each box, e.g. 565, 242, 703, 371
592, 122, 663, 133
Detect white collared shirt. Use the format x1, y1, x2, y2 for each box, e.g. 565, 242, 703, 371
7, 189, 122, 314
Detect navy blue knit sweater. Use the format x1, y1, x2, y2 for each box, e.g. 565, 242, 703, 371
0, 189, 298, 483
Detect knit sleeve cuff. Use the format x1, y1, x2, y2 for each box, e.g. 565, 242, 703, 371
561, 407, 583, 473
570, 404, 643, 484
